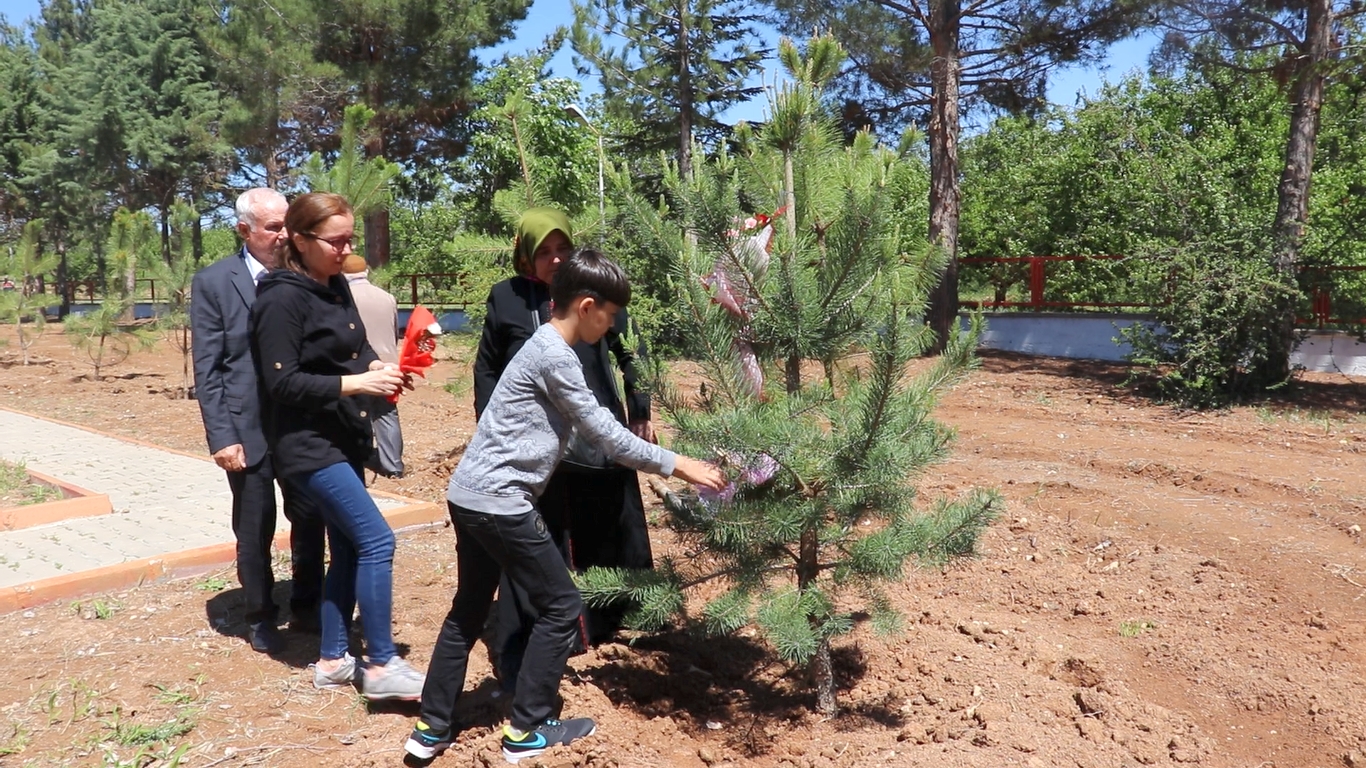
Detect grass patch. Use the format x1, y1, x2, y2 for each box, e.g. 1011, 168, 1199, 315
0, 460, 62, 507
150, 683, 197, 707
0, 725, 30, 756
1119, 619, 1157, 638
70, 599, 121, 620
193, 575, 230, 592
104, 709, 195, 746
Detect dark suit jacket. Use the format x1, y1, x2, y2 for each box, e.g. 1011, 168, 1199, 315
192, 248, 269, 468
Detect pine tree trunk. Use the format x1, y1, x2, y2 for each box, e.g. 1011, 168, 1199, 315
364, 210, 391, 268
159, 203, 171, 264
677, 0, 693, 179
56, 235, 69, 318
1260, 0, 1331, 384
122, 253, 137, 323
364, 77, 391, 268
925, 0, 962, 355
784, 151, 800, 393
798, 527, 836, 714
811, 636, 836, 715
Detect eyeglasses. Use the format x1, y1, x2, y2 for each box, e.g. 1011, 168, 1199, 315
302, 232, 354, 251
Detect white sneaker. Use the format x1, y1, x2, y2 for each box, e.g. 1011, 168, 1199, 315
312, 653, 357, 690
363, 657, 425, 701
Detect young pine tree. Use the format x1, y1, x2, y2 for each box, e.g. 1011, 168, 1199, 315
581, 36, 1002, 714
0, 221, 60, 365
152, 200, 199, 397
63, 208, 157, 379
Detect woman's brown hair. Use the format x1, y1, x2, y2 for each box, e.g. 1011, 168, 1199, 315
278, 192, 354, 274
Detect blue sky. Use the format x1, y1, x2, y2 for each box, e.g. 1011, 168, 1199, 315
0, 0, 1155, 124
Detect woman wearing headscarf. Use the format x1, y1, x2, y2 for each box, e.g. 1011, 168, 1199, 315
473, 207, 655, 686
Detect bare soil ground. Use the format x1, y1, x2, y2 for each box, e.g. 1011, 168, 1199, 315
2, 328, 1365, 768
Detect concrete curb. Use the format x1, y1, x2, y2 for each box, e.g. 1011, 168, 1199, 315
0, 499, 445, 614
0, 469, 113, 531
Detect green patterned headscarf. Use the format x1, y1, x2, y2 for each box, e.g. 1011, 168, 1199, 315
512, 207, 574, 279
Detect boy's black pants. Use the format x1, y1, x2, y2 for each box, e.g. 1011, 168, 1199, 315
419, 501, 583, 733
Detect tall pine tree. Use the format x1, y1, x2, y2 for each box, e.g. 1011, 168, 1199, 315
571, 0, 768, 177
583, 35, 1000, 714
765, 0, 1154, 352
306, 0, 531, 266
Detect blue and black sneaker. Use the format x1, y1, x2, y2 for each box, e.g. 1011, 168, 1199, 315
500, 717, 596, 764
403, 721, 452, 762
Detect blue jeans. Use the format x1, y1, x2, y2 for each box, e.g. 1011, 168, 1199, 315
297, 461, 397, 665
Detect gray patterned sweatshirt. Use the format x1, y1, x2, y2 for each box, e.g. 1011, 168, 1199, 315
447, 324, 676, 516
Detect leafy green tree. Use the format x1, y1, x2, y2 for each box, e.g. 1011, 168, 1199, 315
63, 208, 157, 379
14, 0, 103, 310
205, 0, 342, 188
54, 0, 228, 261
956, 64, 1348, 405
571, 0, 768, 177
765, 0, 1156, 352
0, 220, 59, 365
1155, 0, 1365, 381
587, 35, 999, 715
449, 48, 600, 237
0, 22, 41, 229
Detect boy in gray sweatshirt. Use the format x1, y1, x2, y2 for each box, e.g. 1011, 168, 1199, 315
405, 249, 726, 765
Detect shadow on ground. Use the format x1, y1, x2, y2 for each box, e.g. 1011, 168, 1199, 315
577, 628, 900, 758
204, 582, 411, 670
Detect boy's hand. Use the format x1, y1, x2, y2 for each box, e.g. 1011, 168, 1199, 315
673, 456, 727, 490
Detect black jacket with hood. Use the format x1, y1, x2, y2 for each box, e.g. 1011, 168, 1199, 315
249, 269, 379, 478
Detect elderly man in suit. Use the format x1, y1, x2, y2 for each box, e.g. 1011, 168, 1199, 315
192, 188, 326, 654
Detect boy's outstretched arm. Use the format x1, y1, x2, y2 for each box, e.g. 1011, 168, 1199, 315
542, 353, 726, 489
672, 456, 727, 490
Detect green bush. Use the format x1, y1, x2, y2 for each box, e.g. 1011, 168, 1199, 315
1120, 235, 1299, 408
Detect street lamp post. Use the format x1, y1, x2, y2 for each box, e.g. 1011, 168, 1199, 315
565, 104, 605, 228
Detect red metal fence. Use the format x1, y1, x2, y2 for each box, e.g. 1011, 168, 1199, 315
32, 259, 1365, 327
957, 256, 1366, 327
957, 255, 1147, 310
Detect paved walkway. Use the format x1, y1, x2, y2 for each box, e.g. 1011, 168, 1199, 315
0, 408, 410, 590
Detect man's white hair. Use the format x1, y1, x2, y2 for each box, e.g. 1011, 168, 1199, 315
235, 188, 287, 228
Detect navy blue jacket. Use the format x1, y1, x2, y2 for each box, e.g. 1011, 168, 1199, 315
191, 249, 269, 467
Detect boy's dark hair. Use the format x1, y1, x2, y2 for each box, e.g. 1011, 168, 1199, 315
550, 248, 632, 311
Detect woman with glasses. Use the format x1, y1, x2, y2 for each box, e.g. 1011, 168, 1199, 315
249, 191, 426, 701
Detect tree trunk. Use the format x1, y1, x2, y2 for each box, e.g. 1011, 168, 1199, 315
925, 0, 962, 355
192, 215, 203, 265
783, 151, 801, 393
56, 234, 70, 318
159, 202, 171, 264
123, 251, 137, 322
364, 78, 391, 268
1261, 0, 1331, 383
798, 527, 836, 714
677, 0, 693, 179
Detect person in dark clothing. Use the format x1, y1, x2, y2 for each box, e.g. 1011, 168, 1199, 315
248, 191, 426, 702
474, 208, 657, 687
190, 187, 325, 654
